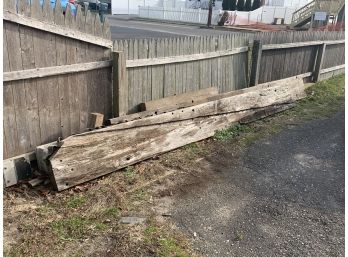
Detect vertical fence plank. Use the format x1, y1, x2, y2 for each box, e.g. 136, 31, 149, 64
5, 21, 34, 156
113, 51, 128, 117
3, 25, 19, 158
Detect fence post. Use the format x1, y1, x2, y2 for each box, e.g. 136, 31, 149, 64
180, 7, 183, 21
246, 39, 254, 86
112, 51, 128, 117
313, 43, 326, 82
249, 40, 262, 87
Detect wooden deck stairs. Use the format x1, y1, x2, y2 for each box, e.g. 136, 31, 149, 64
291, 0, 345, 28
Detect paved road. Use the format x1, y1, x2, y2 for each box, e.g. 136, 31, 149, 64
170, 110, 345, 257
107, 16, 237, 39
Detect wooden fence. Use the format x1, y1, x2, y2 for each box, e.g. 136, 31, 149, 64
3, 0, 112, 159
113, 34, 252, 115
251, 31, 345, 83
3, 0, 345, 162
113, 31, 345, 115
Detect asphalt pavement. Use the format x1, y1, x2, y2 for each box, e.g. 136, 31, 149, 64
170, 110, 345, 257
106, 16, 237, 39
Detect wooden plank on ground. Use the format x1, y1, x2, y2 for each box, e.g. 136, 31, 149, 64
47, 103, 295, 191
109, 75, 309, 125
106, 77, 306, 130
140, 87, 219, 111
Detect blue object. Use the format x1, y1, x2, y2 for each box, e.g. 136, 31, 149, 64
23, 0, 76, 16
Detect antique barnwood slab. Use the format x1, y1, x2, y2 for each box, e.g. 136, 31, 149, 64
139, 87, 219, 111
110, 75, 309, 125
107, 77, 307, 130
41, 77, 308, 191
47, 104, 295, 191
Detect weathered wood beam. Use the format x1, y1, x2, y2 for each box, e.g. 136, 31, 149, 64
104, 77, 307, 131
139, 87, 219, 111
109, 75, 311, 125
3, 60, 112, 82
3, 10, 113, 48
47, 104, 296, 191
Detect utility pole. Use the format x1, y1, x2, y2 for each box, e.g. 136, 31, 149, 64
207, 0, 214, 27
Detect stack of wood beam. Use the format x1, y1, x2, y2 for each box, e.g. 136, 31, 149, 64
37, 76, 308, 191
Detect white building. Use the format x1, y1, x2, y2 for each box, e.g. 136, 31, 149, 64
112, 0, 186, 14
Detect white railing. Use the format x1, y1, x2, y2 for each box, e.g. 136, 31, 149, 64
139, 6, 221, 25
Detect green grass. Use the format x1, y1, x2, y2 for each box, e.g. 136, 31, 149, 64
67, 196, 86, 208
101, 207, 120, 219
213, 75, 345, 145
288, 75, 345, 120
143, 225, 189, 257
51, 217, 89, 240
51, 216, 108, 241
124, 166, 136, 185
183, 142, 207, 159
214, 123, 251, 141
131, 189, 148, 203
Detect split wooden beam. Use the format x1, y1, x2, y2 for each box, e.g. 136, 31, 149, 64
139, 87, 219, 111
104, 77, 307, 131
109, 75, 309, 125
40, 77, 308, 191
48, 104, 295, 191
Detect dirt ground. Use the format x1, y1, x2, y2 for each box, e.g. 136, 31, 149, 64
3, 75, 345, 257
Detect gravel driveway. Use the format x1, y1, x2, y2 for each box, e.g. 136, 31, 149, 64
170, 110, 345, 257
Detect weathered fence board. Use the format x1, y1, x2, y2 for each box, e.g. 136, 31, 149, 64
3, 0, 112, 159
113, 31, 344, 114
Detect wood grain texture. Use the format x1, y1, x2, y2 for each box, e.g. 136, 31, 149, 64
49, 103, 295, 191
3, 10, 112, 47
4, 60, 112, 81
106, 77, 307, 130
140, 87, 219, 111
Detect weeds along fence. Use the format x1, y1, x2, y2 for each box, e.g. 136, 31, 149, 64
112, 30, 345, 115
3, 0, 112, 159
2, 0, 345, 162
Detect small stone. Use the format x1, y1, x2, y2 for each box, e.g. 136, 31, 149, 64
119, 216, 146, 225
